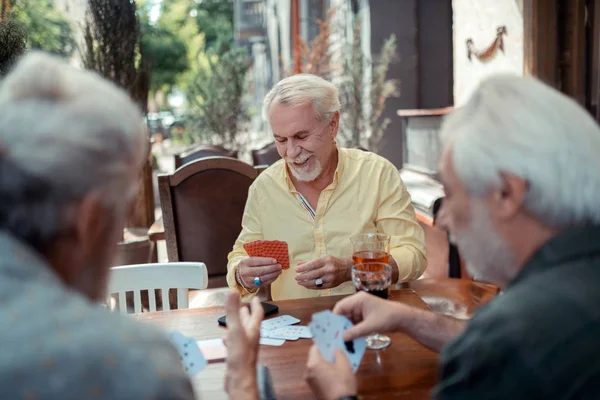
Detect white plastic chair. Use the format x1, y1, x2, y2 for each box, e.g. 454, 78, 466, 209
107, 262, 208, 314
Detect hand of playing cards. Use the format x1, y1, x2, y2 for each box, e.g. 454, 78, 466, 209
308, 310, 367, 372
244, 240, 290, 270
167, 331, 208, 376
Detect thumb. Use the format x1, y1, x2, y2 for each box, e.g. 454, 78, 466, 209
342, 322, 373, 342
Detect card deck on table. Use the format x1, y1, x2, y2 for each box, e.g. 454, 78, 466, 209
261, 315, 301, 331
260, 325, 313, 341
243, 240, 290, 270
308, 310, 366, 372
167, 331, 208, 376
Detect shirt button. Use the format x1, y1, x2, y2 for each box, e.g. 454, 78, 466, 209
316, 223, 320, 228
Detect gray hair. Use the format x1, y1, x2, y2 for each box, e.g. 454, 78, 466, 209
262, 73, 341, 123
441, 74, 600, 226
0, 52, 147, 251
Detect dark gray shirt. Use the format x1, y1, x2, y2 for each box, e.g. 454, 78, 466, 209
435, 226, 600, 399
0, 231, 196, 399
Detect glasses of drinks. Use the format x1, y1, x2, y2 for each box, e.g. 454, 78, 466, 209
351, 262, 393, 349
350, 233, 391, 264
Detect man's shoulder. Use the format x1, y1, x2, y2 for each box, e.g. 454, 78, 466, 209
253, 158, 286, 185
341, 148, 398, 175
0, 301, 193, 399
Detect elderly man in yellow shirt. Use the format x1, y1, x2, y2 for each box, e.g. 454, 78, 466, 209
227, 74, 427, 301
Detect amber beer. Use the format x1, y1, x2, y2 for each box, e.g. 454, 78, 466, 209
352, 250, 390, 265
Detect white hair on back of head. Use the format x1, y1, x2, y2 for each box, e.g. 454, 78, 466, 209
441, 74, 600, 227
262, 74, 341, 123
0, 51, 146, 250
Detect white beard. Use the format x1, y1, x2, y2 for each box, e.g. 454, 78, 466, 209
287, 154, 322, 182
453, 201, 517, 285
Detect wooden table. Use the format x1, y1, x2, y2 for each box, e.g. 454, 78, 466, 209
135, 289, 438, 399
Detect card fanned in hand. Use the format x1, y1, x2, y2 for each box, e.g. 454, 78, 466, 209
244, 240, 290, 270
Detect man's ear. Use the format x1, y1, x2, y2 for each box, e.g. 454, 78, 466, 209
74, 190, 113, 256
330, 111, 340, 139
489, 173, 528, 220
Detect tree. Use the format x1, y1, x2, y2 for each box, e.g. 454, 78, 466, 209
186, 47, 250, 148
191, 0, 233, 56
0, 0, 26, 76
11, 0, 75, 57
84, 0, 154, 229
137, 1, 188, 94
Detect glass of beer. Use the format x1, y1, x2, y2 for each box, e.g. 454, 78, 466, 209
351, 262, 392, 349
350, 233, 391, 264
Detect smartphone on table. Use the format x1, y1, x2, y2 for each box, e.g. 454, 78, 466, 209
217, 301, 279, 327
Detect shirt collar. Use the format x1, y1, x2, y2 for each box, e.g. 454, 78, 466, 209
509, 225, 600, 287
283, 144, 345, 193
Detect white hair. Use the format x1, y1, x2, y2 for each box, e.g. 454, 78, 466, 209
262, 74, 341, 123
0, 52, 147, 250
441, 74, 600, 226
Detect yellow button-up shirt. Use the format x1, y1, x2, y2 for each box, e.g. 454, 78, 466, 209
227, 147, 427, 300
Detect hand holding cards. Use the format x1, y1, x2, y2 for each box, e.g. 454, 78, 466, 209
308, 310, 367, 372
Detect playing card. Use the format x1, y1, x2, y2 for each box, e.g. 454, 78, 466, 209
259, 338, 286, 346
243, 240, 290, 270
308, 311, 366, 372
337, 315, 366, 372
261, 327, 299, 341
261, 315, 301, 331
168, 331, 208, 376
196, 338, 227, 363
308, 311, 338, 362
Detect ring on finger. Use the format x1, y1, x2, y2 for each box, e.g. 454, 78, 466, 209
253, 276, 262, 286
315, 278, 324, 288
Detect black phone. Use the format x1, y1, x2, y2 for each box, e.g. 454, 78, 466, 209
218, 301, 279, 327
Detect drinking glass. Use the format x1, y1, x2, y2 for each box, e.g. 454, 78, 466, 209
350, 233, 391, 264
351, 262, 393, 349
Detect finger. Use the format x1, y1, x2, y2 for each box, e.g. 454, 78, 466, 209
342, 322, 374, 342
297, 277, 331, 290
224, 290, 243, 331
295, 267, 327, 282
306, 344, 325, 368
242, 257, 278, 267
259, 272, 282, 286
295, 258, 324, 273
241, 263, 282, 277
333, 347, 352, 369
332, 292, 364, 316
249, 296, 263, 329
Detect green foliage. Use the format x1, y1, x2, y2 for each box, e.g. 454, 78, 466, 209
185, 47, 250, 148
11, 0, 75, 57
192, 0, 233, 56
140, 23, 188, 92
0, 16, 27, 76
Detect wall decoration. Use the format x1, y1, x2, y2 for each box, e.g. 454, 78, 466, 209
466, 25, 507, 61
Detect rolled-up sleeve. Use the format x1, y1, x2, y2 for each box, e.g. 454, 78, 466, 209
376, 163, 427, 282
226, 182, 264, 297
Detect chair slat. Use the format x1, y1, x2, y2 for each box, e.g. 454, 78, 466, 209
133, 291, 142, 314
177, 288, 188, 309
148, 289, 157, 312
118, 292, 127, 315
161, 289, 170, 311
